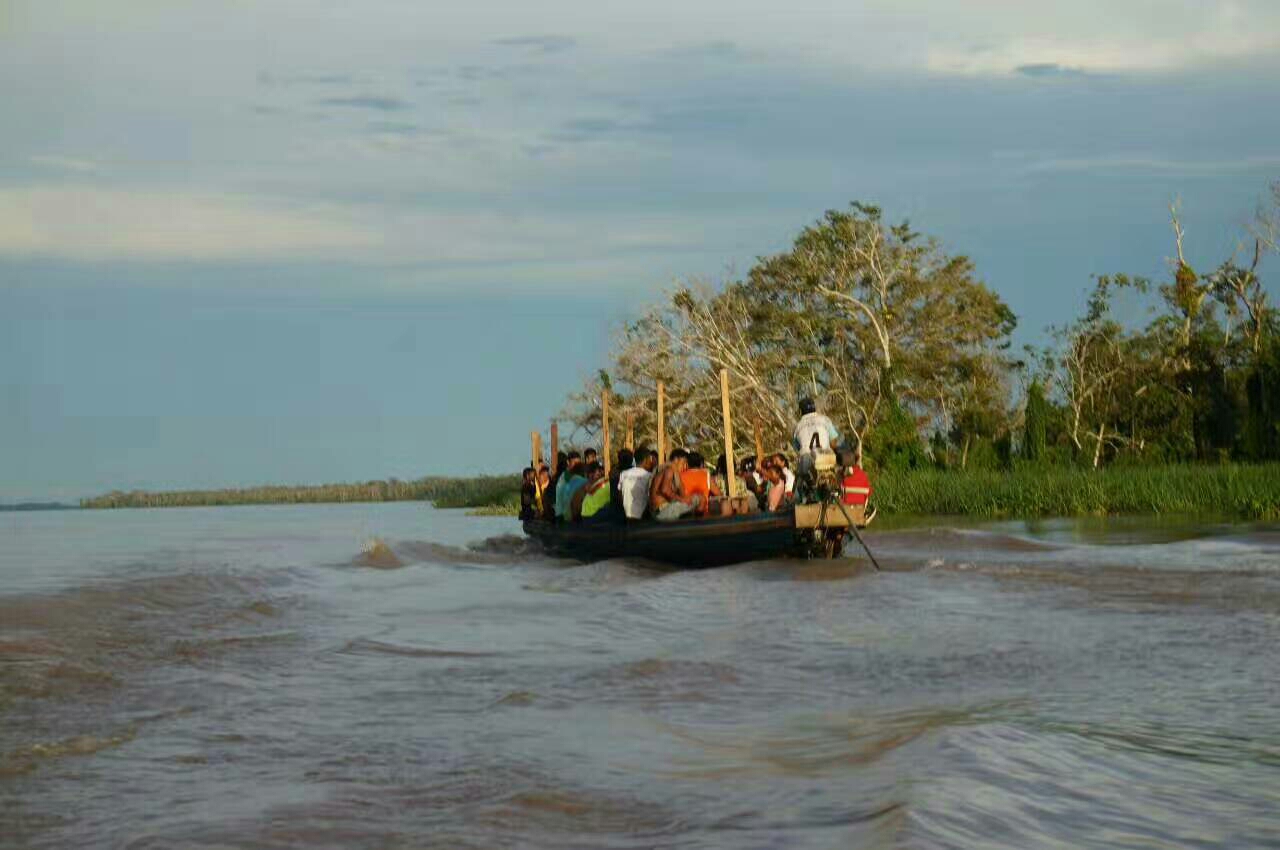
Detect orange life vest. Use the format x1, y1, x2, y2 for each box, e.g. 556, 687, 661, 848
841, 467, 872, 506
680, 468, 712, 515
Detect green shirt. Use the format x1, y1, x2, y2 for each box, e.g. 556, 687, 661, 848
580, 479, 612, 518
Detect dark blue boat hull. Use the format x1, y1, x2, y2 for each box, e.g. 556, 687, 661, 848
523, 509, 807, 567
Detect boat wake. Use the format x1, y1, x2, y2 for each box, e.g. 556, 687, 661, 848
352, 535, 555, 570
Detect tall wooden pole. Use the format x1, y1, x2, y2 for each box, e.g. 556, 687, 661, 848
602, 389, 611, 476
656, 382, 666, 465
754, 421, 765, 465
550, 421, 560, 473
720, 369, 737, 499
530, 430, 544, 511
625, 412, 635, 451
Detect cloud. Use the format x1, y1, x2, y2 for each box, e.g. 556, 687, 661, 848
365, 121, 428, 135
493, 35, 577, 53
1020, 154, 1280, 178
1014, 62, 1091, 79
659, 40, 754, 61
0, 185, 721, 274
0, 187, 380, 261
28, 155, 101, 174
258, 71, 358, 87
317, 95, 410, 111
549, 117, 623, 143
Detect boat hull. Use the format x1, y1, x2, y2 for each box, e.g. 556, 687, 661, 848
523, 510, 807, 567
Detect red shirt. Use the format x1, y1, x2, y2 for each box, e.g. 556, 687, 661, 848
841, 467, 872, 506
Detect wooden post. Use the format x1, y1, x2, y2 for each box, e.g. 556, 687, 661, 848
602, 389, 611, 476
720, 369, 737, 499
550, 421, 559, 473
625, 412, 635, 451
530, 430, 544, 511
656, 382, 666, 465
754, 421, 764, 465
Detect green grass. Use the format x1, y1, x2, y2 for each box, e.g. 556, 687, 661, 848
873, 463, 1280, 520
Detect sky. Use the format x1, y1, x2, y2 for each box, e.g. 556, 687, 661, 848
3, 0, 1279, 502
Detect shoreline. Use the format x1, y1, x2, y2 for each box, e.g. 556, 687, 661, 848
72, 463, 1280, 522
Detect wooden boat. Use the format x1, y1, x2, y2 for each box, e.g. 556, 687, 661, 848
523, 368, 873, 567
523, 502, 868, 567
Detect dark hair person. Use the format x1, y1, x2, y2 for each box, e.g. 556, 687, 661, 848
519, 467, 538, 521
609, 448, 634, 522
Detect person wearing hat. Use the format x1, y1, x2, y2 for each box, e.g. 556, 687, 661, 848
792, 398, 840, 456
792, 398, 841, 498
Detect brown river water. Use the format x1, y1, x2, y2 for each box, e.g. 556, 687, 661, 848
2, 504, 1279, 849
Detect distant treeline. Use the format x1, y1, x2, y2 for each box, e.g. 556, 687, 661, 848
80, 476, 521, 510
0, 502, 77, 512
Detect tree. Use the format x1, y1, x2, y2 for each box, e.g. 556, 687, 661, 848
746, 203, 1016, 450
1055, 276, 1156, 468
1022, 380, 1049, 462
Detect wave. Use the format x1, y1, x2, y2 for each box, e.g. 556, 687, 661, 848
351, 535, 552, 570
338, 637, 501, 659
398, 536, 549, 565
354, 538, 404, 569
1, 727, 138, 778
650, 703, 993, 780
0, 569, 290, 711
868, 522, 1280, 576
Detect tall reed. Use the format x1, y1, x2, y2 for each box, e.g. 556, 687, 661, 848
873, 464, 1280, 520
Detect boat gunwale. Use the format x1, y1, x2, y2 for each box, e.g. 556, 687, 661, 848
522, 508, 796, 542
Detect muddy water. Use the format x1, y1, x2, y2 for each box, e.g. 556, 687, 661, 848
2, 504, 1279, 849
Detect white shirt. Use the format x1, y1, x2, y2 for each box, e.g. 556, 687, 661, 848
782, 467, 796, 495
618, 467, 654, 519
793, 412, 840, 454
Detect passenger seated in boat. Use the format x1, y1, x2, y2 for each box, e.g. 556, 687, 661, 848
769, 453, 796, 498
762, 461, 792, 512
554, 451, 584, 522
619, 448, 657, 520
583, 448, 598, 466
739, 456, 763, 492
609, 448, 633, 522
649, 448, 701, 522
572, 461, 611, 522
709, 455, 753, 515
544, 452, 567, 521
732, 458, 757, 512
519, 467, 538, 521
681, 452, 728, 517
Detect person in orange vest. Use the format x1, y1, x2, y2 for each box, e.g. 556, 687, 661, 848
679, 451, 726, 517
840, 447, 873, 509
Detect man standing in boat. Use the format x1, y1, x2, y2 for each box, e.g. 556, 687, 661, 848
792, 398, 841, 498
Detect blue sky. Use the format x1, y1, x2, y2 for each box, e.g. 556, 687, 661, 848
3, 0, 1279, 502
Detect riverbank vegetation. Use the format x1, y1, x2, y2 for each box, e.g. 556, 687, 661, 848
553, 185, 1280, 493
79, 464, 1280, 520
874, 463, 1280, 520
80, 476, 520, 510
82, 183, 1280, 521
